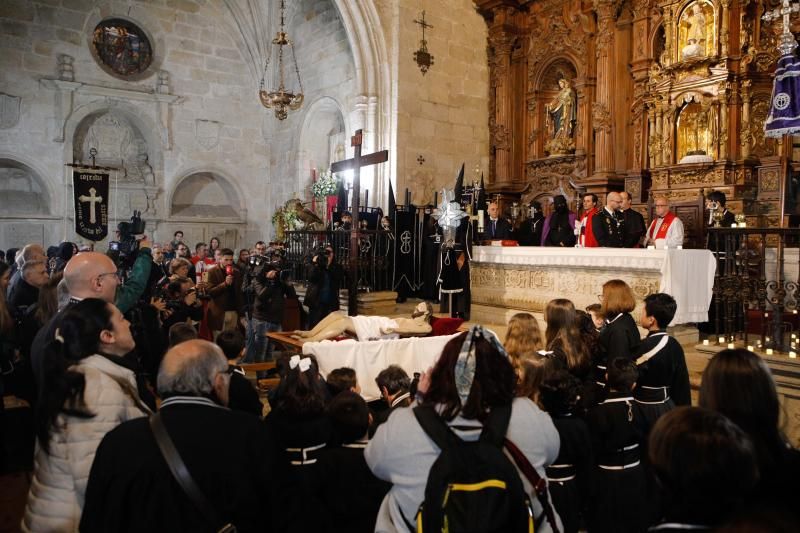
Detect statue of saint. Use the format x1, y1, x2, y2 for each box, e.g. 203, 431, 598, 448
681, 4, 707, 60
544, 78, 577, 155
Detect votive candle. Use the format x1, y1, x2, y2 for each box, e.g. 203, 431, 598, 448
747, 345, 754, 352
727, 343, 735, 349
791, 352, 798, 359
718, 336, 725, 344
702, 339, 710, 346
766, 348, 774, 355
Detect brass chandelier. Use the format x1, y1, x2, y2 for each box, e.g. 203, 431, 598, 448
259, 0, 304, 120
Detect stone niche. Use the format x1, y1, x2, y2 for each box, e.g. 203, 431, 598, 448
0, 158, 59, 247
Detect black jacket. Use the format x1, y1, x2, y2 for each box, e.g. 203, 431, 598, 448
597, 313, 641, 375
592, 208, 625, 248
633, 331, 690, 406
304, 262, 343, 310
81, 399, 280, 533
485, 217, 513, 240
252, 277, 296, 323
622, 209, 646, 248
517, 215, 545, 246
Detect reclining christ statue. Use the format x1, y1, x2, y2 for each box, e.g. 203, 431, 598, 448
293, 301, 434, 342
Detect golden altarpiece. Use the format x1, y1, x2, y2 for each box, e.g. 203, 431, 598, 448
476, 0, 788, 248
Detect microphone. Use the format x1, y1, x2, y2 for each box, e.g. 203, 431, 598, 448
225, 265, 233, 276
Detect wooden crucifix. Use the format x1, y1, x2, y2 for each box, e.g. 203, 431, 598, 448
330, 129, 389, 315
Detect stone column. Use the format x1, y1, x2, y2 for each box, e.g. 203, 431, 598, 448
489, 28, 514, 183
592, 0, 620, 176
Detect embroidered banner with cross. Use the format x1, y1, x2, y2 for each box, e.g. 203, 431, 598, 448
73, 169, 110, 241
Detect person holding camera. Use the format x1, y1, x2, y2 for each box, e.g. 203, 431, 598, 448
305, 245, 344, 329
249, 263, 296, 371
160, 277, 204, 338
206, 248, 244, 339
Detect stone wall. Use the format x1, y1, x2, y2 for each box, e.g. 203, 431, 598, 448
0, 0, 269, 249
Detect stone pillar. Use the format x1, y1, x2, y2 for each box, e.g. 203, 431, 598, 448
489, 26, 514, 184
592, 0, 619, 177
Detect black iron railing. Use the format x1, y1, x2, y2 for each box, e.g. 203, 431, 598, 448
284, 229, 394, 293
708, 227, 800, 352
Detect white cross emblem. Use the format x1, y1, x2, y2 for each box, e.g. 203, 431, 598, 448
400, 231, 412, 254
78, 187, 103, 224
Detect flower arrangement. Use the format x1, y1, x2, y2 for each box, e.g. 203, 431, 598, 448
311, 169, 338, 198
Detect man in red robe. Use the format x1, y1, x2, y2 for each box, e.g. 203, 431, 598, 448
578, 193, 599, 247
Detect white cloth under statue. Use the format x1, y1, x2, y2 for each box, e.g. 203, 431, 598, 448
351, 315, 400, 342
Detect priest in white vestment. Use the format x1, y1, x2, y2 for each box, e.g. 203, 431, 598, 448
644, 197, 684, 248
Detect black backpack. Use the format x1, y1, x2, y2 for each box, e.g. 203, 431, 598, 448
410, 404, 534, 533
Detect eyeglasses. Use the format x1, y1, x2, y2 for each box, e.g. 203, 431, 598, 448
97, 271, 122, 282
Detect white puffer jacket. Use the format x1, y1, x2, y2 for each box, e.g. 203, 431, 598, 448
22, 354, 149, 532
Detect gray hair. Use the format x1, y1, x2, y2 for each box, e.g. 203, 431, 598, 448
22, 259, 44, 275
57, 278, 71, 311
156, 344, 228, 397
17, 243, 43, 269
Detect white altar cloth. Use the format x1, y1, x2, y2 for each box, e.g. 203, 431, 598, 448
471, 247, 715, 325
302, 333, 461, 401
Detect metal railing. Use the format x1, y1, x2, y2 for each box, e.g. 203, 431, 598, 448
708, 227, 800, 352
284, 229, 394, 293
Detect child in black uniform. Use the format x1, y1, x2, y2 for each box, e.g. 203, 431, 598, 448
314, 391, 391, 533
539, 370, 594, 533
596, 280, 641, 387
634, 293, 690, 436
586, 358, 648, 533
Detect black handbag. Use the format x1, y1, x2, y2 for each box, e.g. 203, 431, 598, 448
149, 413, 237, 533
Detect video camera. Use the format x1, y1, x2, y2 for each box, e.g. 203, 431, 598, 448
108, 211, 146, 271
249, 248, 288, 281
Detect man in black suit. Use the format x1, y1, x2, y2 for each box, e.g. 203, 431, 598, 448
516, 201, 545, 246
620, 191, 646, 248
592, 191, 626, 247
80, 339, 282, 533
485, 201, 513, 240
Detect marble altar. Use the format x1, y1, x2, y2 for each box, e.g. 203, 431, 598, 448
470, 247, 716, 327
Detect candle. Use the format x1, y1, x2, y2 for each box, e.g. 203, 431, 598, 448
791, 352, 798, 359
766, 348, 774, 355
718, 336, 725, 344
676, 245, 683, 249
730, 223, 737, 228
792, 333, 797, 339
702, 339, 709, 346
766, 336, 771, 342
747, 345, 754, 351
794, 310, 798, 315
727, 343, 735, 349
647, 245, 655, 250
739, 222, 747, 228
765, 313, 769, 318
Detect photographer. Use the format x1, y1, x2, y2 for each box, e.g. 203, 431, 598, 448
249, 262, 296, 370
160, 277, 203, 338
305, 244, 343, 329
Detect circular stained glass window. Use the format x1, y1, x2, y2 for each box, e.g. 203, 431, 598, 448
91, 18, 153, 78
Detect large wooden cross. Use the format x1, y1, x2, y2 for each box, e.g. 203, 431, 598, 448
330, 129, 389, 315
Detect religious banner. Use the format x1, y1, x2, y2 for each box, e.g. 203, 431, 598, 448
73, 169, 110, 241
393, 208, 417, 296
764, 51, 800, 138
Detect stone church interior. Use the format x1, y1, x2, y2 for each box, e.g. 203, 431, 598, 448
1, 0, 800, 531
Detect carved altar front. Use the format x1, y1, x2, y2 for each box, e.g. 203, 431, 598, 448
476, 0, 785, 235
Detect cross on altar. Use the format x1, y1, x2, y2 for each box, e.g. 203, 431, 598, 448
330, 129, 389, 315
78, 187, 103, 224
763, 0, 800, 54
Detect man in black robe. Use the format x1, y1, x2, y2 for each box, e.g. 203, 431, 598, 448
592, 192, 626, 248
80, 340, 281, 533
516, 201, 545, 246
542, 195, 577, 247
620, 191, 646, 248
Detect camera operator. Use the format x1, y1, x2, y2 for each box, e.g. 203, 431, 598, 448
160, 277, 203, 338
206, 248, 244, 339
249, 259, 296, 372
241, 241, 267, 359
305, 244, 343, 329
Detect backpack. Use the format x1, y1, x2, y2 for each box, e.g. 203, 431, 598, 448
410, 404, 534, 533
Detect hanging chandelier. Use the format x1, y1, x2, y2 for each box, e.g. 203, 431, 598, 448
259, 0, 304, 120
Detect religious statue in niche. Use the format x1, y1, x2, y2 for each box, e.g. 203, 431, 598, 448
677, 102, 713, 161
545, 78, 577, 156
92, 18, 153, 77
680, 3, 713, 60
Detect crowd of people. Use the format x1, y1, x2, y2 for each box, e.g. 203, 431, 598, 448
0, 233, 798, 532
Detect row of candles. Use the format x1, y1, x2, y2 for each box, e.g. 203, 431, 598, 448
702, 337, 798, 358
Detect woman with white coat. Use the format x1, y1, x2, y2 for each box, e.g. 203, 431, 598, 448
22, 298, 150, 532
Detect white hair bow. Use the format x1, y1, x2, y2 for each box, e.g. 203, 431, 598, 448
289, 355, 312, 373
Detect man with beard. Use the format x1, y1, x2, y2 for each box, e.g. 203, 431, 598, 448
592, 192, 626, 248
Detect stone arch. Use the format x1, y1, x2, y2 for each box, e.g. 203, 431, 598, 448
295, 96, 349, 195
63, 100, 164, 187
0, 156, 52, 215
532, 55, 583, 90
331, 0, 393, 204
168, 168, 246, 221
